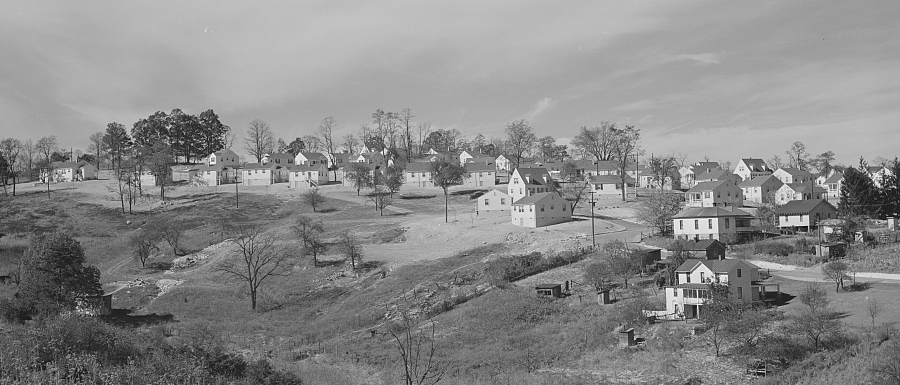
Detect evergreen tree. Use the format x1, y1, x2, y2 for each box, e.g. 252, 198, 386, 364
839, 166, 879, 218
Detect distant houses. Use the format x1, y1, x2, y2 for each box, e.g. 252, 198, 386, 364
684, 180, 743, 208
739, 175, 783, 204
733, 158, 772, 181
672, 206, 754, 241
46, 161, 97, 182
775, 199, 838, 234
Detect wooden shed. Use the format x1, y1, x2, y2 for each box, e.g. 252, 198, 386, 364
816, 242, 846, 259
535, 284, 562, 298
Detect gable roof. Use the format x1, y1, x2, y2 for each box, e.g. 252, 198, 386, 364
669, 239, 726, 252
288, 164, 326, 172
686, 180, 729, 192
465, 162, 495, 172
299, 152, 327, 160
696, 169, 735, 181
739, 174, 783, 188
405, 162, 434, 172
51, 161, 88, 169
242, 163, 282, 170
466, 156, 495, 164
512, 192, 560, 205
783, 183, 827, 193
824, 171, 844, 183
776, 167, 811, 177
775, 199, 837, 215
675, 258, 758, 273
513, 168, 551, 185
589, 174, 633, 184
739, 159, 771, 172
690, 162, 721, 172
672, 206, 752, 219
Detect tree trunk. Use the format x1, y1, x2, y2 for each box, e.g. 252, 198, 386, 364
444, 190, 449, 223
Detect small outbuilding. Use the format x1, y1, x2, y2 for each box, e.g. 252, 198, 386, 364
816, 242, 846, 259
535, 283, 562, 298
668, 239, 727, 260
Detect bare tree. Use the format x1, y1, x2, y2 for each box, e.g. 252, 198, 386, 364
0, 138, 22, 196
767, 154, 784, 171
603, 240, 641, 286
159, 222, 185, 256
319, 116, 338, 180
389, 312, 449, 385
785, 141, 810, 170
636, 191, 683, 235
871, 339, 900, 384
368, 185, 392, 216
339, 232, 363, 271
87, 131, 105, 172
647, 156, 677, 189
505, 120, 537, 170
416, 122, 432, 156
19, 140, 37, 183
558, 181, 589, 216
293, 215, 326, 267
104, 122, 133, 213
821, 261, 849, 292
300, 188, 327, 212
131, 229, 160, 267
400, 108, 415, 162
303, 135, 322, 152
866, 297, 879, 328
789, 283, 841, 350
342, 134, 360, 155
570, 122, 616, 162
218, 224, 293, 311
347, 163, 373, 196
35, 136, 58, 200
610, 125, 641, 201
244, 119, 275, 163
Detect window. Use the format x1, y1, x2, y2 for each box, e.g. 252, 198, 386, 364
694, 220, 699, 230
540, 205, 544, 212
674, 289, 678, 297
800, 214, 805, 222
704, 192, 710, 199
700, 272, 705, 282
679, 220, 683, 230
737, 268, 742, 278
563, 204, 567, 211
724, 218, 730, 229
708, 219, 713, 229
484, 199, 489, 206
500, 198, 506, 205
686, 274, 691, 283
738, 287, 743, 299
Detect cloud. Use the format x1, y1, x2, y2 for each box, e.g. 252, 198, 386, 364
662, 53, 722, 66
523, 97, 557, 121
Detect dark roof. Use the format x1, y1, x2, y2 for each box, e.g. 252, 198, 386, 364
405, 162, 434, 172
777, 167, 811, 177
824, 172, 844, 183
690, 162, 721, 172
513, 168, 551, 184
775, 199, 837, 215
589, 174, 629, 184
465, 162, 495, 172
535, 283, 561, 289
288, 164, 324, 172
512, 192, 559, 205
783, 183, 826, 193
669, 239, 726, 252
696, 169, 734, 181
242, 163, 281, 170
51, 161, 87, 169
299, 152, 327, 159
673, 283, 712, 289
686, 180, 729, 192
739, 175, 783, 188
740, 159, 771, 172
672, 207, 752, 219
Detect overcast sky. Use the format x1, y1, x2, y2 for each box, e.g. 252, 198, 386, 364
2, 0, 898, 165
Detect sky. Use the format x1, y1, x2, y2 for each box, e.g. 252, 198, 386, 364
1, 0, 899, 166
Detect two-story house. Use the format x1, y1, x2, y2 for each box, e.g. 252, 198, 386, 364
672, 206, 754, 241
665, 259, 767, 319
495, 155, 512, 172
775, 199, 838, 234
204, 149, 240, 167
678, 162, 721, 189
823, 171, 843, 198
775, 183, 827, 205
462, 162, 496, 188
192, 164, 238, 186
772, 168, 813, 184
294, 152, 329, 168
733, 158, 772, 182
288, 163, 329, 188
739, 175, 784, 204
508, 168, 555, 202
511, 192, 571, 228
684, 180, 743, 207
694, 169, 742, 185
405, 162, 435, 188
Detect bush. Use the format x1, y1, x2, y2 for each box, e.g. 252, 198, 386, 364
753, 240, 795, 256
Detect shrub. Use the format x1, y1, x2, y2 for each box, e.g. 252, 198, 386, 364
753, 240, 795, 256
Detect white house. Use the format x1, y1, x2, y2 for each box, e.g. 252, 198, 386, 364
261, 153, 295, 167
191, 164, 238, 186
295, 152, 329, 167
459, 150, 477, 166
772, 168, 813, 184
685, 180, 743, 207
739, 175, 784, 204
205, 149, 240, 167
288, 163, 329, 188
775, 183, 827, 205
672, 206, 754, 241
665, 259, 767, 319
477, 187, 511, 213
775, 199, 838, 233
867, 165, 894, 188
508, 168, 554, 202
695, 169, 742, 185
639, 167, 674, 189
823, 171, 843, 198
678, 162, 721, 189
462, 162, 496, 188
511, 192, 571, 228
48, 161, 97, 182
588, 174, 629, 196
733, 158, 772, 182
496, 155, 512, 172
405, 162, 435, 188
241, 163, 287, 186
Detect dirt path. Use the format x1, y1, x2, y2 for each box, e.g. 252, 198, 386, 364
755, 261, 900, 283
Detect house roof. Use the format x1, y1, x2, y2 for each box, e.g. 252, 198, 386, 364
866, 166, 886, 174
406, 162, 434, 172
776, 167, 811, 177
669, 239, 726, 252
783, 183, 827, 193
514, 168, 551, 184
739, 175, 783, 188
589, 174, 632, 184
299, 152, 327, 159
212, 149, 238, 157
672, 206, 752, 219
739, 159, 771, 172
686, 180, 729, 192
194, 164, 229, 172
675, 259, 757, 273
288, 164, 324, 172
171, 165, 199, 172
466, 156, 495, 164
696, 169, 735, 181
487, 186, 511, 195
690, 162, 721, 172
824, 171, 844, 183
534, 283, 561, 289
775, 199, 837, 215
465, 162, 495, 172
51, 161, 87, 169
242, 163, 282, 170
512, 192, 559, 205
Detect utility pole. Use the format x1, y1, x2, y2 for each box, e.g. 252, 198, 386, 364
590, 190, 597, 248
235, 172, 239, 209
